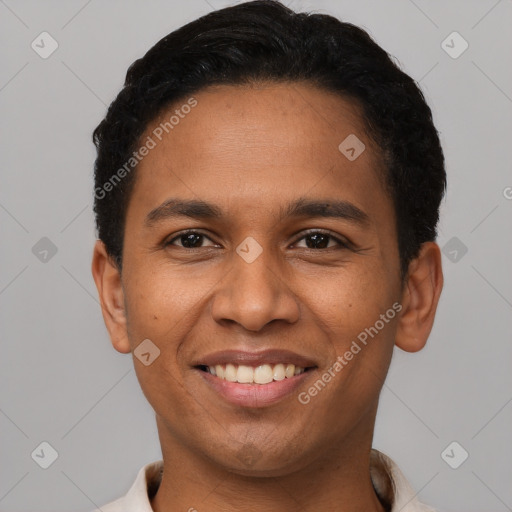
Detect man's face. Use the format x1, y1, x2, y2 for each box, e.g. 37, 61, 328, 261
118, 83, 403, 475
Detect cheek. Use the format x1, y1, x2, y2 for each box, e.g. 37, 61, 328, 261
304, 263, 398, 341
123, 259, 203, 330
121, 260, 227, 374
121, 265, 204, 417
300, 263, 400, 407
308, 269, 399, 414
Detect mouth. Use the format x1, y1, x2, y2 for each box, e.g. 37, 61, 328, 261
193, 350, 317, 407
196, 363, 310, 384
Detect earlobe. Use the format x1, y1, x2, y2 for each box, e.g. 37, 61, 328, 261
91, 240, 131, 354
395, 242, 443, 353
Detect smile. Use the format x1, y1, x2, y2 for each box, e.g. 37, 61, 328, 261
198, 363, 306, 384
193, 349, 317, 407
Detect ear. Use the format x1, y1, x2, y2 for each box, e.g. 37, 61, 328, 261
91, 240, 131, 354
395, 242, 443, 353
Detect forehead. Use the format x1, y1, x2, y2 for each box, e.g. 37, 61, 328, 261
130, 82, 390, 219
150, 82, 373, 162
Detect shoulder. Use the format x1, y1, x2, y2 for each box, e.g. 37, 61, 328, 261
371, 449, 437, 512
91, 460, 164, 512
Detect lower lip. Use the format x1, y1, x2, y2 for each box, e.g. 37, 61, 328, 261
197, 369, 312, 408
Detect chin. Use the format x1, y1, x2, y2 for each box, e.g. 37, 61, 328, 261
202, 436, 315, 478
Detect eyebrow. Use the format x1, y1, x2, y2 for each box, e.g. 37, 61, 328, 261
144, 197, 370, 227
145, 199, 223, 226
280, 197, 370, 225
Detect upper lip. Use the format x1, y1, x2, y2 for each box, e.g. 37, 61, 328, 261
193, 349, 318, 368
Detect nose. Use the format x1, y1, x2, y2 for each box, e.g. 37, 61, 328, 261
211, 248, 300, 332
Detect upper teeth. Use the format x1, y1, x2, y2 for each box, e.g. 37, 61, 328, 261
207, 363, 305, 384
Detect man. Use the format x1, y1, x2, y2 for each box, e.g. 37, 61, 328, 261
91, 1, 445, 510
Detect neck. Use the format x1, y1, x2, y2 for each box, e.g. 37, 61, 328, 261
150, 416, 386, 512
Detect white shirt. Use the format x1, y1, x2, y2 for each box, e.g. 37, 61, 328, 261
94, 449, 436, 512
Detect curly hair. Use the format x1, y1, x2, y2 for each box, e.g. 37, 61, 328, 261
92, 0, 446, 277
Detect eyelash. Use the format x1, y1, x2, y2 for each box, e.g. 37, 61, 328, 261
164, 229, 351, 250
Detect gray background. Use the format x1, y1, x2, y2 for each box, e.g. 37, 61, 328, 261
1, 0, 511, 511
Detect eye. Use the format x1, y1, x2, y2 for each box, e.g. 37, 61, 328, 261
165, 230, 350, 250
293, 230, 349, 249
166, 230, 218, 248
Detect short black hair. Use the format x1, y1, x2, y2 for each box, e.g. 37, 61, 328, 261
92, 0, 446, 277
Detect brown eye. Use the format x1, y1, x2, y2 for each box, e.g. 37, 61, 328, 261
295, 231, 347, 249
167, 231, 217, 248
307, 233, 330, 248
179, 233, 204, 248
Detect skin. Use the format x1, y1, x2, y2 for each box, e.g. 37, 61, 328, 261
92, 82, 443, 512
